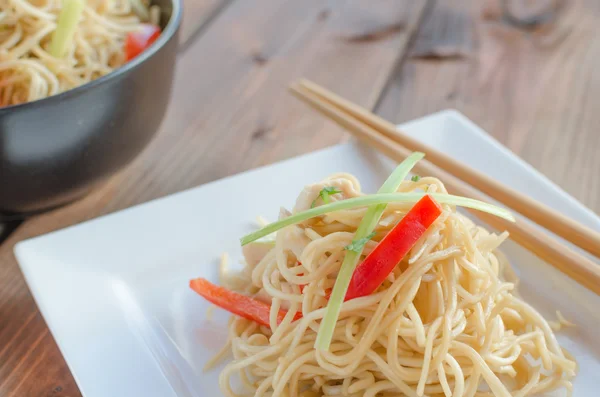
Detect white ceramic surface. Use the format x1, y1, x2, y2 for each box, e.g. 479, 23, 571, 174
15, 110, 600, 396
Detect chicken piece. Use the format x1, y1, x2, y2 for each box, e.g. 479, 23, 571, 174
241, 208, 291, 267
278, 224, 311, 259
242, 207, 309, 267
242, 239, 274, 268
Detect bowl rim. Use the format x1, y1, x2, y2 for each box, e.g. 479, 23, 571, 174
0, 0, 183, 114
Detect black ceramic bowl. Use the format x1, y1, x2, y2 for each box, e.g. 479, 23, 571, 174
0, 0, 182, 218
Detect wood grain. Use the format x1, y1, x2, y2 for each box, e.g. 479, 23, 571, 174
376, 0, 600, 213
0, 0, 429, 395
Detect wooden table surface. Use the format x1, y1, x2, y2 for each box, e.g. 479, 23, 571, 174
1, 0, 599, 395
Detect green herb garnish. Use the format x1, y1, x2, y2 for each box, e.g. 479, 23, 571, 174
311, 186, 342, 208
411, 175, 421, 182
345, 232, 376, 253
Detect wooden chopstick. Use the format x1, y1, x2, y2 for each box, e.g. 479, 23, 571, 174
296, 79, 600, 259
289, 82, 600, 296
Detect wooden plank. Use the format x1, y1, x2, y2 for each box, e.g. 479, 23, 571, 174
376, 0, 600, 213
0, 0, 429, 395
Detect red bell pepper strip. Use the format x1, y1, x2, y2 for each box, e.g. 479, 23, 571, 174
124, 24, 161, 61
191, 197, 440, 326
190, 278, 301, 327
344, 195, 442, 301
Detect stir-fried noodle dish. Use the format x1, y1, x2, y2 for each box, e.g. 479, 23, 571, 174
190, 153, 577, 397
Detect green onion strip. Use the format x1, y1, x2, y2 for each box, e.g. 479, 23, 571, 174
49, 0, 85, 58
241, 193, 514, 246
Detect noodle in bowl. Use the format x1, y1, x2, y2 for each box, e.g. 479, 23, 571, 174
209, 173, 577, 397
0, 0, 160, 106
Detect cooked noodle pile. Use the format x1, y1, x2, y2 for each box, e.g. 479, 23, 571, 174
0, 0, 158, 106
212, 173, 577, 397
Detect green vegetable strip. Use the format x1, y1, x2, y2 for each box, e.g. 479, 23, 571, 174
241, 192, 514, 246
312, 186, 342, 208
49, 0, 85, 58
315, 152, 424, 351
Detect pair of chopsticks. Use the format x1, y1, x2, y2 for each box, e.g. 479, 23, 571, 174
289, 79, 600, 295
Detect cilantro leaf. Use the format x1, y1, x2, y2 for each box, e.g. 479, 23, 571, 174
344, 232, 376, 253
411, 175, 421, 182
311, 186, 343, 208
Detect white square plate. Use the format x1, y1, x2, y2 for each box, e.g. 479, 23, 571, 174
15, 110, 600, 396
